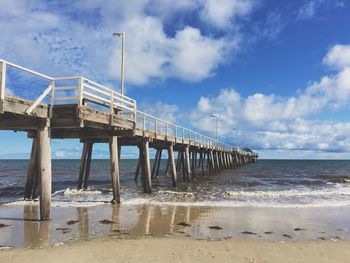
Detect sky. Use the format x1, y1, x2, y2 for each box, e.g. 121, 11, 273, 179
0, 0, 350, 159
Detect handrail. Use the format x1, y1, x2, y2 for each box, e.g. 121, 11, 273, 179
0, 59, 53, 80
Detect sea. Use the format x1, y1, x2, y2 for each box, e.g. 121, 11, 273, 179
1, 159, 350, 208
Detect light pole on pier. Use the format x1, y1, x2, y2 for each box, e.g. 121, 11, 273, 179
112, 32, 125, 95
211, 114, 218, 147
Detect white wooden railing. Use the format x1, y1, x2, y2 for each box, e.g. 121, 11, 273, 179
0, 59, 256, 155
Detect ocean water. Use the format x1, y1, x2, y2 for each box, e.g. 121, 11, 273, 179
1, 159, 350, 208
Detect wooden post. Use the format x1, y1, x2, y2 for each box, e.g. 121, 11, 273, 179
118, 145, 121, 161
134, 155, 141, 181
176, 151, 182, 172
141, 139, 152, 193
38, 127, 52, 221
24, 138, 38, 200
184, 145, 191, 182
83, 143, 93, 189
78, 143, 88, 190
109, 136, 120, 204
155, 149, 162, 178
164, 156, 170, 177
151, 149, 160, 179
181, 149, 186, 180
168, 144, 177, 187
191, 150, 196, 179
201, 151, 205, 176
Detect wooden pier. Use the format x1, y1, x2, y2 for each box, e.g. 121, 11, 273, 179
0, 59, 258, 220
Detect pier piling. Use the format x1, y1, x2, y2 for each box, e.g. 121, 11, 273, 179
109, 136, 120, 204
38, 126, 52, 221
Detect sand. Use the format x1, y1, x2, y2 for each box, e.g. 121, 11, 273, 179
1, 203, 350, 262
1, 237, 350, 263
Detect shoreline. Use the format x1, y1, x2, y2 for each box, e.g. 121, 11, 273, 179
1, 237, 350, 263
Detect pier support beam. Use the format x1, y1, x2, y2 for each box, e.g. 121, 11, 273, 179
78, 143, 93, 190
140, 139, 152, 193
109, 136, 120, 204
184, 145, 191, 182
38, 127, 52, 221
134, 155, 141, 181
167, 144, 177, 187
24, 138, 38, 200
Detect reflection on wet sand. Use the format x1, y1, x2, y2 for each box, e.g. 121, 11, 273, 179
77, 207, 89, 240
0, 203, 349, 248
23, 205, 49, 248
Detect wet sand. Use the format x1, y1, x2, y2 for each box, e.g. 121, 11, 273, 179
0, 203, 350, 247
1, 203, 350, 261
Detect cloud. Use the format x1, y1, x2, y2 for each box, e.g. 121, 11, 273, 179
0, 0, 257, 87
139, 101, 180, 123
296, 0, 345, 20
200, 0, 255, 28
323, 44, 350, 70
190, 43, 350, 153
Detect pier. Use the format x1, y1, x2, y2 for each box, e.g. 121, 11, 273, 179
0, 59, 258, 220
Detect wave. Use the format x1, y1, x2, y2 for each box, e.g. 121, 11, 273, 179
123, 198, 350, 208
224, 185, 350, 198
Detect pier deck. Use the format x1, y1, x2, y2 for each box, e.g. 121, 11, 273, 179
0, 59, 258, 220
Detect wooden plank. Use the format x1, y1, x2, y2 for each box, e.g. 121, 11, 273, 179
3, 96, 48, 117
38, 126, 52, 221
24, 138, 38, 199
109, 136, 121, 203
168, 144, 177, 187
25, 85, 52, 115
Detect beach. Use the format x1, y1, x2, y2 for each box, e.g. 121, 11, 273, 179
2, 238, 350, 263
2, 160, 350, 261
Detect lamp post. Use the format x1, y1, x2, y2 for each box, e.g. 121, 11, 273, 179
112, 32, 125, 95
211, 114, 218, 147
233, 128, 237, 149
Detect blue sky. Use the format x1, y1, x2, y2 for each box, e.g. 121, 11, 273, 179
1, 0, 350, 159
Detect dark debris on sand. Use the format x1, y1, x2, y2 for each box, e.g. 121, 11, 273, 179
99, 219, 115, 224
66, 220, 79, 225
283, 234, 292, 239
177, 222, 191, 227
56, 227, 71, 234
264, 231, 274, 235
0, 223, 9, 228
294, 228, 306, 231
241, 231, 257, 235
209, 226, 223, 230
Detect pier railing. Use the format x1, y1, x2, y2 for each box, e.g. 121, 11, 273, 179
0, 59, 256, 155
136, 110, 226, 149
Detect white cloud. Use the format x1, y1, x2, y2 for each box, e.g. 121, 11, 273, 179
296, 0, 345, 20
0, 0, 257, 87
323, 44, 350, 70
139, 101, 180, 123
201, 0, 255, 28
190, 43, 350, 153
